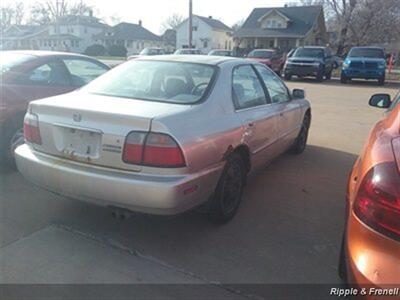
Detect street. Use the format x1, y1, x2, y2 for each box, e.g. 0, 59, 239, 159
1, 79, 399, 295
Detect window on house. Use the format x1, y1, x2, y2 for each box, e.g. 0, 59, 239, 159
192, 26, 198, 31
203, 40, 208, 48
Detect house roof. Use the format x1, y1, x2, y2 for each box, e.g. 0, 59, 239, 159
55, 15, 108, 29
194, 15, 233, 31
235, 5, 323, 38
2, 25, 46, 38
161, 29, 176, 45
94, 22, 161, 41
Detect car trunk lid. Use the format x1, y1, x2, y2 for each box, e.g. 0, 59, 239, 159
28, 92, 191, 171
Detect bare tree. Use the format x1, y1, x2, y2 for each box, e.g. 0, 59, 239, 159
69, 0, 93, 16
0, 2, 25, 29
160, 13, 185, 33
231, 19, 245, 32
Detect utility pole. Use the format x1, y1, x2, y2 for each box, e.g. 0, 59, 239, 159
188, 0, 193, 48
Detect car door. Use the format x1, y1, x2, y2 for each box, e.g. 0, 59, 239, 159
60, 57, 110, 88
232, 64, 280, 168
254, 65, 302, 151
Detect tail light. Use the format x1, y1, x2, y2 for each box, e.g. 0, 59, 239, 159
123, 132, 185, 168
353, 162, 400, 241
23, 113, 42, 145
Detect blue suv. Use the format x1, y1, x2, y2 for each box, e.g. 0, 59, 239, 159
341, 47, 386, 85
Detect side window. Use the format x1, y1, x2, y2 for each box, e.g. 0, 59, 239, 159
232, 65, 267, 110
255, 65, 290, 103
63, 59, 108, 87
18, 61, 69, 86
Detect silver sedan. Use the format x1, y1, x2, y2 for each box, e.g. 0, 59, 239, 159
15, 55, 311, 223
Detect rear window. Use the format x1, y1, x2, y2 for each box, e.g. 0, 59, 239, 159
84, 60, 217, 104
348, 48, 384, 58
248, 50, 274, 58
0, 53, 36, 74
293, 48, 324, 58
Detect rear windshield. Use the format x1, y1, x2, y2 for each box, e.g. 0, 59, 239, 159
293, 48, 324, 58
0, 53, 36, 74
210, 51, 231, 56
348, 48, 384, 58
248, 50, 274, 58
84, 60, 216, 104
140, 48, 165, 55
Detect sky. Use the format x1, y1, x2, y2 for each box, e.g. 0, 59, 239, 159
3, 0, 293, 34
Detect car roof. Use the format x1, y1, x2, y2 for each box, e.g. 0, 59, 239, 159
297, 46, 326, 49
1, 50, 92, 58
250, 49, 275, 51
350, 46, 384, 50
137, 54, 240, 65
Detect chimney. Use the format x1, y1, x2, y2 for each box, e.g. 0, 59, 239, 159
138, 20, 142, 26
208, 16, 212, 19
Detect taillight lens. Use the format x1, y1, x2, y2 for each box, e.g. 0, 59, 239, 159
123, 132, 185, 168
353, 162, 400, 241
23, 113, 42, 145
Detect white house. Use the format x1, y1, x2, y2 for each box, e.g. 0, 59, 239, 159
176, 15, 233, 53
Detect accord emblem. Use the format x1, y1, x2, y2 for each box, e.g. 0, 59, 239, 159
73, 113, 82, 122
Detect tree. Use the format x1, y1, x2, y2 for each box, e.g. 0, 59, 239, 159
231, 19, 245, 32
0, 2, 25, 29
85, 44, 106, 56
160, 13, 184, 33
107, 45, 127, 57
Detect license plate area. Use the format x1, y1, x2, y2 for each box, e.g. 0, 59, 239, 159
53, 124, 102, 160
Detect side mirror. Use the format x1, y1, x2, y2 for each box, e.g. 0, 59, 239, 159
292, 89, 305, 99
369, 94, 391, 109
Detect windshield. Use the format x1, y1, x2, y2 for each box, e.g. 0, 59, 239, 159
348, 48, 384, 58
84, 60, 216, 104
140, 48, 164, 55
248, 50, 274, 58
0, 53, 36, 74
293, 48, 324, 58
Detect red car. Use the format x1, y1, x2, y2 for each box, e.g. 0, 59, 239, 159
246, 49, 285, 74
0, 51, 110, 165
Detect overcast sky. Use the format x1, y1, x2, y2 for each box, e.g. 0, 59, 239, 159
3, 0, 293, 34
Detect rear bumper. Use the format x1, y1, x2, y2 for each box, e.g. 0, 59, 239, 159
15, 144, 224, 215
346, 212, 400, 298
341, 68, 385, 79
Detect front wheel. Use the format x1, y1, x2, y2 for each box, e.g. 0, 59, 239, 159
290, 113, 310, 155
316, 70, 324, 82
207, 153, 245, 224
325, 70, 332, 80
340, 75, 349, 84
378, 75, 385, 86
284, 73, 292, 80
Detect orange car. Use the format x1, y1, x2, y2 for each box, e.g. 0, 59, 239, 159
339, 91, 400, 297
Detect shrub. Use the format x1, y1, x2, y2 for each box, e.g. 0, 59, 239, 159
107, 45, 127, 57
84, 44, 106, 56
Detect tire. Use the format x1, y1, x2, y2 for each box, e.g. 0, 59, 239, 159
325, 70, 332, 80
338, 233, 348, 282
340, 75, 348, 84
207, 153, 246, 224
378, 75, 385, 86
0, 119, 24, 168
290, 113, 310, 155
316, 70, 324, 82
284, 73, 292, 80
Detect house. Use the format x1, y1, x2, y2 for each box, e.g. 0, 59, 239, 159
234, 5, 327, 52
93, 21, 163, 55
0, 14, 108, 53
161, 29, 177, 53
176, 15, 233, 53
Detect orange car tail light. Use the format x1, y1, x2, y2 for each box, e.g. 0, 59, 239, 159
23, 113, 42, 145
353, 162, 400, 241
123, 131, 186, 168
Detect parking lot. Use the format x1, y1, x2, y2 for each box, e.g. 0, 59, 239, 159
0, 78, 399, 295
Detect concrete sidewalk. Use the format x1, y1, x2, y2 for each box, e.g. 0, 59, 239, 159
0, 225, 248, 299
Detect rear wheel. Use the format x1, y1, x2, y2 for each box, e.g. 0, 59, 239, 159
325, 70, 332, 80
340, 74, 349, 84
284, 73, 292, 80
378, 75, 385, 86
316, 70, 324, 82
290, 113, 310, 155
207, 153, 245, 224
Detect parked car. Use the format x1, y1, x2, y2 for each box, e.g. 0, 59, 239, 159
128, 47, 166, 60
0, 51, 110, 165
341, 47, 387, 85
174, 48, 203, 55
15, 56, 311, 223
208, 49, 233, 57
283, 46, 335, 82
339, 91, 400, 292
246, 49, 285, 74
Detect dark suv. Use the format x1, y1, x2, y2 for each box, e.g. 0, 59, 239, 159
283, 46, 335, 82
